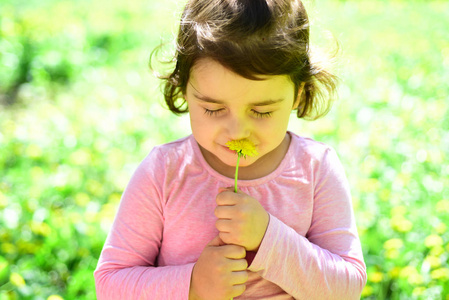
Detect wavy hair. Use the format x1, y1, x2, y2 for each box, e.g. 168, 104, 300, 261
150, 0, 338, 120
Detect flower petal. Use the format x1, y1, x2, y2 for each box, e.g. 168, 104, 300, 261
225, 139, 259, 158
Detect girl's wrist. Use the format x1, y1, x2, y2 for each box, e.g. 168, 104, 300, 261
189, 265, 201, 300
188, 283, 201, 300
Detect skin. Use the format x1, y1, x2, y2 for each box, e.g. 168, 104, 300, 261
186, 58, 303, 299
189, 235, 248, 300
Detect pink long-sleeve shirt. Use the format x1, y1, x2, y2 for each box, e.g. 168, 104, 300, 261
94, 132, 367, 299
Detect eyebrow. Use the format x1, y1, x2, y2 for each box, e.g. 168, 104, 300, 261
193, 93, 284, 106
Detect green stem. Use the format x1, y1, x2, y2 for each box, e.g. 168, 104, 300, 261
231, 155, 241, 300
234, 154, 240, 193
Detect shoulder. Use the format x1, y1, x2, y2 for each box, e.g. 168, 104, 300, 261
287, 132, 346, 180
289, 131, 336, 163
150, 135, 193, 158
138, 135, 197, 179
143, 135, 194, 165
288, 132, 349, 194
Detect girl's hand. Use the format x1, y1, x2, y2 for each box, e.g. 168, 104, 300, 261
215, 188, 269, 252
189, 235, 248, 300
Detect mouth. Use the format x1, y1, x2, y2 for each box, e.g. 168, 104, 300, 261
221, 145, 237, 154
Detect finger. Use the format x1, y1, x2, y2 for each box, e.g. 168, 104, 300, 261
218, 186, 233, 194
219, 186, 247, 195
220, 244, 246, 259
229, 258, 248, 272
214, 205, 237, 219
218, 232, 248, 250
219, 231, 239, 247
230, 270, 249, 285
230, 283, 247, 298
216, 190, 240, 206
207, 235, 226, 247
215, 218, 233, 233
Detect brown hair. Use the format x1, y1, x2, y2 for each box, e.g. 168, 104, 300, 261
151, 0, 338, 120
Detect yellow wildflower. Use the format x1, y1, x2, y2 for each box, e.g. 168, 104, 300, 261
435, 223, 447, 234
431, 268, 449, 281
226, 139, 258, 193
361, 285, 373, 297
30, 221, 52, 237
369, 271, 383, 283
424, 255, 441, 269
388, 266, 401, 279
390, 215, 413, 233
430, 246, 445, 257
399, 266, 424, 285
408, 273, 424, 285
383, 238, 404, 250
10, 272, 25, 287
0, 191, 7, 208
412, 287, 426, 297
226, 139, 259, 158
47, 296, 64, 300
400, 266, 418, 278
425, 234, 443, 248
385, 249, 400, 259
436, 199, 449, 213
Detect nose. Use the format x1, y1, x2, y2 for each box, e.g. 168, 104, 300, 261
227, 112, 251, 141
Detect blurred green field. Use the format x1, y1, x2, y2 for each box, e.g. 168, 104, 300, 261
1, 0, 448, 299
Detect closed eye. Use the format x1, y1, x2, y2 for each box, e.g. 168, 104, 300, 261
204, 108, 225, 117
252, 110, 272, 118
204, 108, 273, 118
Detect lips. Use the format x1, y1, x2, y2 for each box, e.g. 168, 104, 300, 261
221, 145, 237, 154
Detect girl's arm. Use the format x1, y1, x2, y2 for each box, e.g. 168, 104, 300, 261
94, 149, 194, 300
247, 148, 367, 299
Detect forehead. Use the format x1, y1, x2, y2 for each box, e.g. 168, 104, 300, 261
189, 58, 294, 101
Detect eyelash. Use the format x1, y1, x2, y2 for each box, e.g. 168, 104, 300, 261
203, 108, 272, 118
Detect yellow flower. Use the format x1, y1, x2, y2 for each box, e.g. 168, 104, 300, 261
30, 221, 52, 237
408, 273, 424, 285
390, 215, 413, 233
226, 139, 258, 193
361, 285, 373, 297
0, 191, 7, 208
424, 255, 441, 269
436, 199, 449, 213
369, 271, 384, 283
10, 272, 25, 287
226, 139, 259, 158
388, 266, 401, 279
435, 223, 447, 234
47, 296, 64, 300
425, 234, 443, 248
385, 249, 400, 259
412, 287, 426, 297
430, 246, 445, 257
383, 238, 404, 250
431, 268, 449, 281
399, 266, 424, 285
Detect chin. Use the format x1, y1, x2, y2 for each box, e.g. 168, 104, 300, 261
234, 157, 256, 168
218, 156, 250, 168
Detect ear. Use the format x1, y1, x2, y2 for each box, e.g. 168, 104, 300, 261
292, 82, 306, 110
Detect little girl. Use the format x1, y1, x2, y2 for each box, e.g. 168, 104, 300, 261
94, 0, 367, 299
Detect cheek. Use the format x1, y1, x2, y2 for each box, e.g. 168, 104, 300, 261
259, 115, 289, 135
256, 114, 290, 144
189, 112, 217, 143
275, 109, 293, 130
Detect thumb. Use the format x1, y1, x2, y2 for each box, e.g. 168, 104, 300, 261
207, 234, 226, 247
218, 186, 233, 194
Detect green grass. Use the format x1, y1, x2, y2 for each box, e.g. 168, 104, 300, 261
1, 0, 448, 299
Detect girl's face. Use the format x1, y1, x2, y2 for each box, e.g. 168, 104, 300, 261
186, 58, 299, 175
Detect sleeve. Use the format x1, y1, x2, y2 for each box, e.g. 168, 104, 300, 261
247, 147, 367, 299
93, 148, 195, 300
